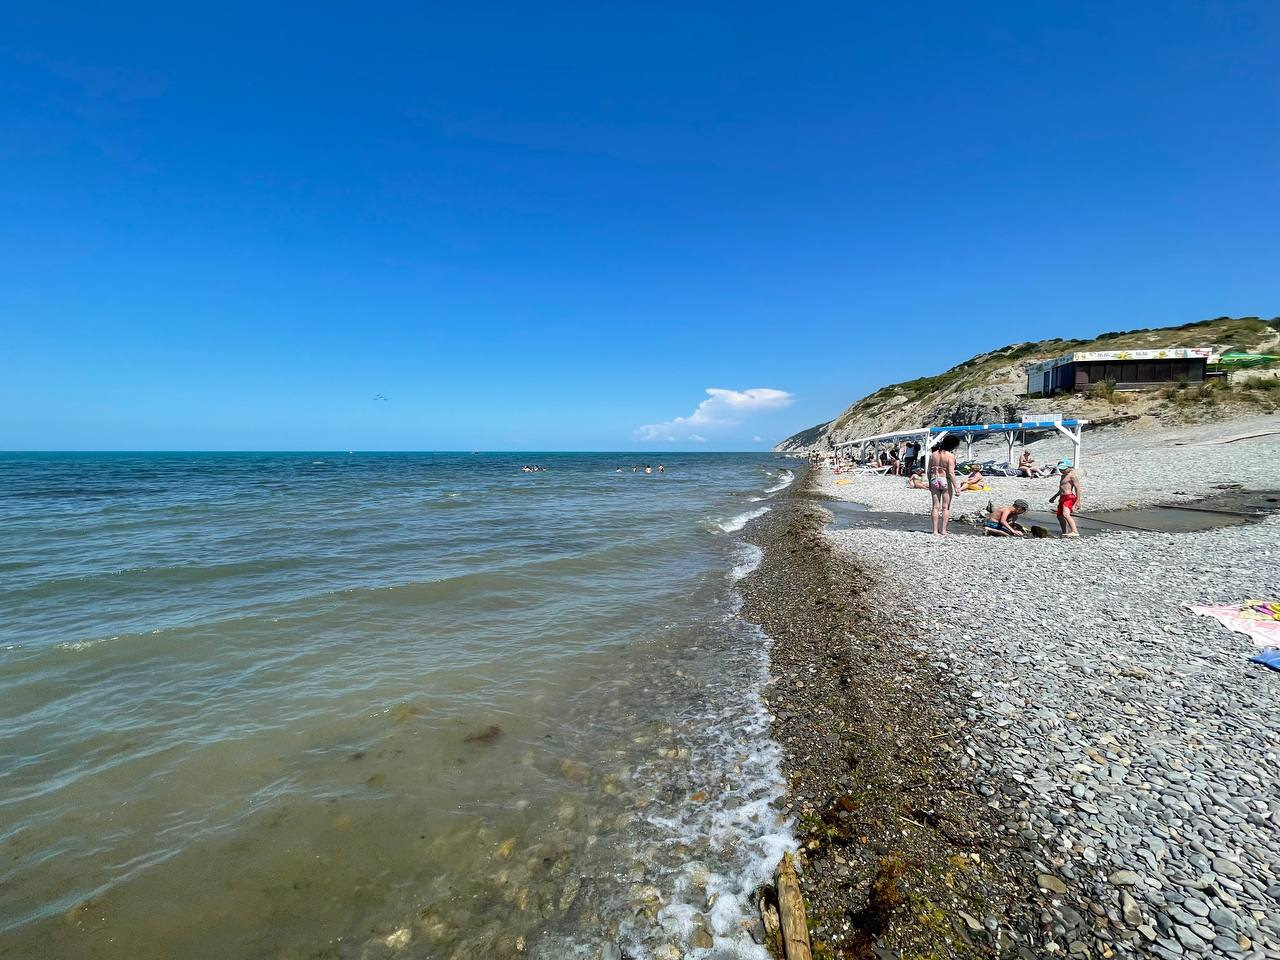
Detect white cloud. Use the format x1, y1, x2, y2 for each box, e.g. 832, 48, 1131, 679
636, 387, 793, 442
753, 435, 763, 443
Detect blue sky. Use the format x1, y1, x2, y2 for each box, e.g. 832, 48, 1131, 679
2, 2, 1277, 450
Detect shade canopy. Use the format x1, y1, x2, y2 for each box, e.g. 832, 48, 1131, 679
832, 419, 1089, 472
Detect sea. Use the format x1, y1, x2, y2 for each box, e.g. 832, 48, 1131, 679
0, 452, 798, 960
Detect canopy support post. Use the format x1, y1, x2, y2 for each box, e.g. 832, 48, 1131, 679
1054, 422, 1084, 470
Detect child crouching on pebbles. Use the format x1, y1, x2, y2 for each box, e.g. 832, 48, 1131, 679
984, 499, 1030, 536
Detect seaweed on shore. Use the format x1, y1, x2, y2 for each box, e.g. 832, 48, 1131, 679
738, 471, 1051, 959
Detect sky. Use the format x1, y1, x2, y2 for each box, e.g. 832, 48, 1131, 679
1, 2, 1277, 451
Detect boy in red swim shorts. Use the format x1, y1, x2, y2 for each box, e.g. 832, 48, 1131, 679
1050, 464, 1081, 538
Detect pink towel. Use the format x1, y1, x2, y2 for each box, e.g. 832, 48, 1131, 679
1190, 600, 1280, 649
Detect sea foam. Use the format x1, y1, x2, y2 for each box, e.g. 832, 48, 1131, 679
623, 621, 795, 959
729, 543, 764, 582
763, 469, 794, 494
717, 506, 769, 533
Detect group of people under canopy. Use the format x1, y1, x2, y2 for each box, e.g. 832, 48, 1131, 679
826, 440, 924, 476
842, 440, 1064, 481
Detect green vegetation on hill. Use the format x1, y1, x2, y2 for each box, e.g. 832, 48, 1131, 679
780, 315, 1280, 450
858, 338, 1078, 408
867, 317, 1276, 406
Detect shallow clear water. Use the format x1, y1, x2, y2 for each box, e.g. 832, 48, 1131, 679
0, 453, 796, 959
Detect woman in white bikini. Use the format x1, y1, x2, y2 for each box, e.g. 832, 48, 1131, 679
928, 434, 962, 535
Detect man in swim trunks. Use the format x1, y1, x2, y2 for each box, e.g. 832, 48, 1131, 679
1051, 464, 1081, 537
984, 499, 1030, 536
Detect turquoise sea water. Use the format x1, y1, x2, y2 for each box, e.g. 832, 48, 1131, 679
0, 452, 796, 960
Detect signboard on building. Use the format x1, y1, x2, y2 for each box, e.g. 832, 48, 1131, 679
1027, 347, 1212, 378
1070, 347, 1212, 362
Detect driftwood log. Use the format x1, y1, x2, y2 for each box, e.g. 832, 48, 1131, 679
775, 853, 813, 960
759, 895, 781, 952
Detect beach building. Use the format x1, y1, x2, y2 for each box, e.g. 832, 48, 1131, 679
1026, 347, 1212, 396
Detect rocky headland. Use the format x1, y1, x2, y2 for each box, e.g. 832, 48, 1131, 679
775, 316, 1280, 455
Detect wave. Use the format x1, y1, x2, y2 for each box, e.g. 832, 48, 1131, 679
763, 469, 794, 494
716, 506, 769, 533
626, 623, 794, 959
56, 636, 121, 652
729, 543, 764, 582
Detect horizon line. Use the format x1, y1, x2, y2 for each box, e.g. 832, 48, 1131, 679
0, 448, 786, 455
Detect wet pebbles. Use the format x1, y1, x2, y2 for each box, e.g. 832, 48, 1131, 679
738, 479, 1058, 958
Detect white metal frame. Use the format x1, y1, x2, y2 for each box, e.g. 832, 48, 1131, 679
835, 421, 1087, 479
929, 420, 1087, 472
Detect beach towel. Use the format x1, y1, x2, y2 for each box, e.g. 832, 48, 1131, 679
1250, 649, 1280, 671
1189, 600, 1280, 650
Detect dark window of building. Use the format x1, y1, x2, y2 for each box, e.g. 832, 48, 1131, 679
1189, 359, 1206, 381
1136, 361, 1157, 382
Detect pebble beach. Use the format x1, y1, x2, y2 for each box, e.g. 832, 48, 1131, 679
803, 415, 1279, 958
813, 414, 1280, 513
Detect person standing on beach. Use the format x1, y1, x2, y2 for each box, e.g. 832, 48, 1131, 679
1050, 463, 1081, 538
928, 434, 962, 535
